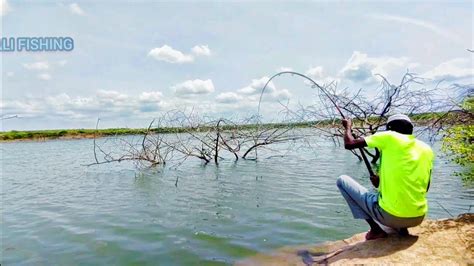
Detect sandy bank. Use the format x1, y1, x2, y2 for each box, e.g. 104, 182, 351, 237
237, 213, 473, 265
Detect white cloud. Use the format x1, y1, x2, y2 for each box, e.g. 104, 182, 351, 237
23, 61, 50, 71
69, 3, 85, 16
57, 60, 68, 66
173, 79, 215, 96
0, 0, 10, 16
305, 66, 340, 85
148, 44, 212, 63
369, 14, 462, 44
37, 73, 52, 81
423, 58, 474, 81
238, 76, 276, 95
271, 89, 291, 101
97, 90, 129, 104
339, 51, 413, 84
306, 66, 324, 79
138, 91, 163, 112
139, 91, 163, 103
191, 45, 211, 56
46, 93, 92, 112
3, 89, 168, 120
216, 92, 243, 103
237, 76, 291, 103
148, 45, 194, 63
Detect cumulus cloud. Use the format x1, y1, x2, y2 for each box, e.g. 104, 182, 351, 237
238, 76, 276, 95
148, 44, 211, 63
173, 79, 215, 96
139, 91, 163, 103
97, 90, 129, 104
69, 3, 85, 15
191, 45, 211, 56
339, 51, 414, 84
236, 76, 291, 103
148, 45, 194, 63
2, 89, 167, 120
23, 61, 50, 71
306, 66, 325, 80
0, 0, 10, 16
305, 66, 340, 85
271, 89, 291, 101
215, 92, 243, 103
423, 58, 474, 81
212, 76, 292, 107
138, 91, 163, 112
37, 73, 52, 81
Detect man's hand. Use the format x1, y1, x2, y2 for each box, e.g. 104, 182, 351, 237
342, 118, 367, 150
342, 118, 352, 130
370, 175, 380, 188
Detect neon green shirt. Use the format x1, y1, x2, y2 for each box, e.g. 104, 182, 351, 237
364, 131, 433, 218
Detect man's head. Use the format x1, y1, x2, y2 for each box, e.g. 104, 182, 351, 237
386, 114, 413, 135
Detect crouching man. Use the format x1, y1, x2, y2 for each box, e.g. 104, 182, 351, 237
337, 114, 433, 240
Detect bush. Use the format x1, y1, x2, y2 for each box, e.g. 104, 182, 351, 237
442, 125, 473, 181
442, 97, 473, 181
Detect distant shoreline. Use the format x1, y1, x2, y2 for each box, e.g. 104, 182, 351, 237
0, 122, 314, 142
0, 113, 445, 142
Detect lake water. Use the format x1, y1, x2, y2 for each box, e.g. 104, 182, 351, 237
1, 133, 472, 265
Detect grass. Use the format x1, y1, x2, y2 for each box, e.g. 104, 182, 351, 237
0, 112, 451, 141
0, 122, 317, 141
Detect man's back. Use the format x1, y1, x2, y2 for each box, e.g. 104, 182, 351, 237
365, 131, 434, 218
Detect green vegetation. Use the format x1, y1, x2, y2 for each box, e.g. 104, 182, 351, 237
441, 98, 473, 181
0, 122, 316, 141
442, 125, 473, 181
1, 128, 158, 141
0, 111, 462, 142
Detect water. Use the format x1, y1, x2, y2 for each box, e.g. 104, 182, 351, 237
1, 134, 472, 265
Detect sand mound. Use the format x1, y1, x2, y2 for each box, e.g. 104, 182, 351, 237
236, 213, 473, 265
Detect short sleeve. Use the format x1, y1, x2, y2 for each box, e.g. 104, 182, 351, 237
364, 131, 393, 150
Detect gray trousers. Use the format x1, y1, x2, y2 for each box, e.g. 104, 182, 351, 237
336, 175, 424, 229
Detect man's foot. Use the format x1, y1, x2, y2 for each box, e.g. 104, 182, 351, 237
365, 229, 387, 240
397, 228, 409, 236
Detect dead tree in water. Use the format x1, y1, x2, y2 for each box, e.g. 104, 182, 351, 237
89, 110, 305, 167
89, 119, 173, 167
164, 111, 303, 164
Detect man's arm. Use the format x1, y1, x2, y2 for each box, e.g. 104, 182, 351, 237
342, 119, 367, 150
342, 119, 379, 188
342, 118, 379, 188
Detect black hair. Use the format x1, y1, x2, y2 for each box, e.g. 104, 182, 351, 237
386, 119, 414, 135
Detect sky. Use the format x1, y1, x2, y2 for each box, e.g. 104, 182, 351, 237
1, 0, 473, 130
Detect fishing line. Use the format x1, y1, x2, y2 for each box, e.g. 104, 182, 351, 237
257, 71, 375, 177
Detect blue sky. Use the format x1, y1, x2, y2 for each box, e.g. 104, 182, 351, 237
1, 0, 473, 130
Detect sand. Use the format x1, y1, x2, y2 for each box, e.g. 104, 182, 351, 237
236, 213, 473, 265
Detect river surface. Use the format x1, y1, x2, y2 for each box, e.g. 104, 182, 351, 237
1, 133, 473, 265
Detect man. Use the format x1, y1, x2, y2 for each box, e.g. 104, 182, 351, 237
337, 114, 433, 240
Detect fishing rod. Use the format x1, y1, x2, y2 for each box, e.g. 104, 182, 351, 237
258, 71, 375, 177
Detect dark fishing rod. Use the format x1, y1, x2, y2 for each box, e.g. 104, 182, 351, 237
258, 71, 375, 177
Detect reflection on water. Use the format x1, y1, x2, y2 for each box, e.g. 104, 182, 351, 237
1, 134, 472, 265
